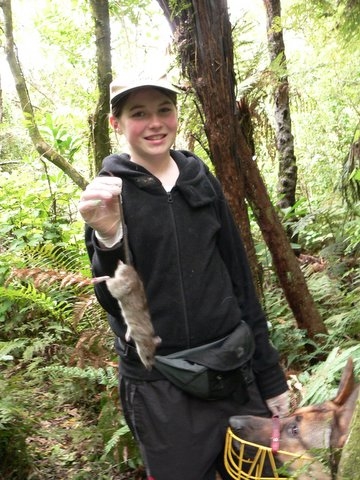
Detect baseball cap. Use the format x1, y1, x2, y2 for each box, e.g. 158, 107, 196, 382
110, 73, 180, 105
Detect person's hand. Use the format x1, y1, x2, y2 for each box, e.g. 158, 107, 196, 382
265, 391, 290, 417
78, 176, 123, 247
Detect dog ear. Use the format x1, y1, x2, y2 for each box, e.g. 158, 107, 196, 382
333, 357, 355, 406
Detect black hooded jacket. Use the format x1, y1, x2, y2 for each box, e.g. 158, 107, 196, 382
85, 150, 287, 399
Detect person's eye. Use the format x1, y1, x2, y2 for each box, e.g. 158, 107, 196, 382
159, 105, 174, 115
131, 110, 145, 118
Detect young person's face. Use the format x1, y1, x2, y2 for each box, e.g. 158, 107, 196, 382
112, 87, 178, 163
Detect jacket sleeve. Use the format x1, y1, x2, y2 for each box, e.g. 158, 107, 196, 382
209, 176, 288, 400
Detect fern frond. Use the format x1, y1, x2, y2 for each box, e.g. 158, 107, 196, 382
300, 345, 360, 406
23, 243, 91, 275
42, 365, 118, 388
0, 339, 28, 359
0, 284, 69, 321
72, 294, 107, 331
6, 267, 94, 292
102, 425, 131, 458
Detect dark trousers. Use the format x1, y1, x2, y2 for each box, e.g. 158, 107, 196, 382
119, 376, 270, 480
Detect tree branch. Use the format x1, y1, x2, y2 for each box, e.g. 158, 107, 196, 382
1, 0, 89, 190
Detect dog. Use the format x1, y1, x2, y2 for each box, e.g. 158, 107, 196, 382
228, 358, 359, 479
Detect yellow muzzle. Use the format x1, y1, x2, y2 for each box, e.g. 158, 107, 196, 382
224, 426, 312, 479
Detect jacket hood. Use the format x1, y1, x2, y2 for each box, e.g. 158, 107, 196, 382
100, 150, 217, 208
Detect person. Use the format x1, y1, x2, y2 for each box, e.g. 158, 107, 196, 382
78, 73, 289, 480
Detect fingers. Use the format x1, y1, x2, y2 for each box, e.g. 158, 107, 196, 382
78, 177, 122, 213
82, 177, 122, 199
265, 391, 290, 417
95, 175, 122, 192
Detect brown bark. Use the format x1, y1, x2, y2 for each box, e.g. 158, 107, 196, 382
158, 0, 262, 294
89, 0, 112, 174
0, 0, 88, 191
158, 0, 327, 339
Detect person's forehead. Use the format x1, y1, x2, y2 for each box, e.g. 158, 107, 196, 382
124, 88, 174, 108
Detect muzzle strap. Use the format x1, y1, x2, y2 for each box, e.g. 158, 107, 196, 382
271, 415, 280, 454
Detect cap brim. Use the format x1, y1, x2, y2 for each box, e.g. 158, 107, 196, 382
110, 80, 180, 105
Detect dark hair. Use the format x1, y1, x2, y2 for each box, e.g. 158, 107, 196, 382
111, 88, 177, 118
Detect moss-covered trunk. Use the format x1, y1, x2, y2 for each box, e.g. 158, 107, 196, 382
337, 389, 360, 479
89, 0, 112, 174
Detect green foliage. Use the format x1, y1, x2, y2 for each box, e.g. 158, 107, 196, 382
0, 372, 35, 479
262, 186, 359, 360
1, 0, 360, 476
0, 161, 82, 251
39, 114, 83, 162
0, 111, 32, 166
0, 224, 141, 478
265, 283, 318, 368
299, 346, 360, 406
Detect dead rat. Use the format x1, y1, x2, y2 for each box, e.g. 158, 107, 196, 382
93, 261, 161, 370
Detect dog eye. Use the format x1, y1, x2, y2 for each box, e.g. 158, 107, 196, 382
287, 423, 300, 437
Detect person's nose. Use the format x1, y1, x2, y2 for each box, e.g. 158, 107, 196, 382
148, 114, 162, 128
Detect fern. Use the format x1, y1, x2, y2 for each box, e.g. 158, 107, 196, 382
42, 365, 118, 389
0, 284, 68, 321
98, 402, 142, 468
0, 339, 28, 359
299, 346, 360, 406
101, 424, 131, 458
23, 243, 91, 275
4, 261, 107, 333
0, 375, 35, 478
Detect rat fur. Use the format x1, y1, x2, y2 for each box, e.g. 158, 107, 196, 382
102, 261, 161, 370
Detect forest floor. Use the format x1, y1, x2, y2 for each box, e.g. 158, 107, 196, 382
1, 376, 146, 480
3, 388, 226, 479
23, 401, 146, 480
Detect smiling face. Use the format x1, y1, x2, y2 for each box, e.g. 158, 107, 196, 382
111, 87, 178, 166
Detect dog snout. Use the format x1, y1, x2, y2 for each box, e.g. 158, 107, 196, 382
229, 415, 253, 431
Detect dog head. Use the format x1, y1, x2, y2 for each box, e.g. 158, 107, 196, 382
228, 358, 359, 480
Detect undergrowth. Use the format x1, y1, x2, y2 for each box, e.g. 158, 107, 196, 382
0, 244, 145, 479
0, 207, 359, 478
263, 236, 360, 407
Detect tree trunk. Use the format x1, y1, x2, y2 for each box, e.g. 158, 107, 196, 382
263, 0, 298, 211
158, 0, 327, 339
158, 0, 262, 296
337, 388, 360, 480
340, 130, 360, 205
0, 0, 88, 191
0, 72, 3, 124
89, 0, 112, 174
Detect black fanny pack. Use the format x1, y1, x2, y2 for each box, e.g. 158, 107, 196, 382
154, 321, 255, 401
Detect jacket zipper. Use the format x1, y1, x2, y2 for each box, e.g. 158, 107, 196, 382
167, 191, 191, 347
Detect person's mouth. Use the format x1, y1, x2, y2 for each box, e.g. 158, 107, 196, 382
145, 134, 166, 141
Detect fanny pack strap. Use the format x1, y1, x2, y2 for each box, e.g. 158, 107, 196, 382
155, 321, 255, 372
